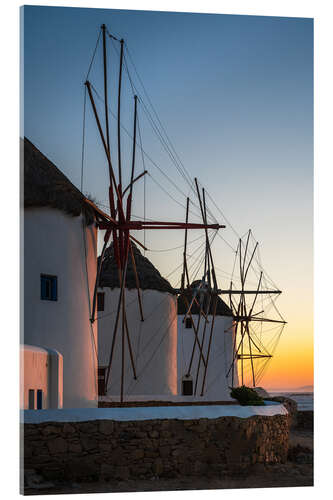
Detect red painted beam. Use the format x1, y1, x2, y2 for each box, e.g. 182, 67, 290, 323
97, 221, 225, 231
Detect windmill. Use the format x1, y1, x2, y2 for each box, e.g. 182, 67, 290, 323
83, 25, 225, 402
223, 230, 287, 388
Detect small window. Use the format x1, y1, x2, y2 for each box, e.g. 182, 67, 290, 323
182, 378, 193, 396
37, 389, 43, 410
98, 367, 106, 396
41, 274, 57, 301
28, 389, 35, 409
185, 317, 192, 329
97, 292, 105, 312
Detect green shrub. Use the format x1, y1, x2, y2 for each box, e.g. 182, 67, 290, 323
230, 385, 265, 406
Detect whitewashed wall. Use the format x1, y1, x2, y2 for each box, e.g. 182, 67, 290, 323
98, 288, 177, 398
23, 208, 98, 408
20, 344, 63, 409
177, 314, 238, 402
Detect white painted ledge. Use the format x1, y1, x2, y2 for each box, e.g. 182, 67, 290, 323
21, 402, 288, 424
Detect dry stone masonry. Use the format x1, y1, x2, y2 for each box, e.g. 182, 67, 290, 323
23, 414, 289, 482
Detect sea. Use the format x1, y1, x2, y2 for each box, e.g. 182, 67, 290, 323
269, 392, 314, 411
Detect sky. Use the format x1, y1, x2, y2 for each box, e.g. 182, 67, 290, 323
22, 5, 313, 391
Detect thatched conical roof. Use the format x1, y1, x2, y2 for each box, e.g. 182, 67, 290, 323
98, 242, 176, 294
177, 280, 233, 317
23, 137, 96, 224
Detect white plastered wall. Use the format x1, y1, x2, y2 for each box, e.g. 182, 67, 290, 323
24, 208, 98, 408
20, 344, 63, 409
98, 288, 177, 398
177, 314, 238, 401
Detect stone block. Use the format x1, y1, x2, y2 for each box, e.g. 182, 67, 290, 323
131, 448, 144, 460
47, 437, 67, 455
68, 441, 82, 453
114, 466, 130, 480
81, 436, 98, 452
149, 430, 159, 438
63, 423, 76, 435
154, 458, 164, 476
99, 420, 114, 435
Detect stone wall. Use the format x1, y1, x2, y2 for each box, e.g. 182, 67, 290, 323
268, 397, 298, 428
23, 415, 289, 482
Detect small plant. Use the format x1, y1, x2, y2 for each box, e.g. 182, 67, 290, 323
230, 385, 265, 406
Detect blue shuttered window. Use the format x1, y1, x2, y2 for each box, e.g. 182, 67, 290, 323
41, 274, 57, 301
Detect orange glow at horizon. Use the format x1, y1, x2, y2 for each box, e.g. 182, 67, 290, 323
259, 328, 313, 390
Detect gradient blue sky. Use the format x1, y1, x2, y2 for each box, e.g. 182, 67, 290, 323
22, 6, 313, 388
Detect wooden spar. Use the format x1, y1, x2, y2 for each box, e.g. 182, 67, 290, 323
193, 292, 211, 395
246, 328, 264, 353
238, 354, 272, 360
129, 235, 148, 251
200, 293, 218, 396
129, 241, 144, 321
241, 322, 244, 385
239, 238, 243, 292
117, 39, 124, 191
194, 178, 218, 290
242, 230, 251, 280
174, 288, 281, 295
122, 171, 148, 197
121, 287, 125, 402
239, 241, 245, 384
228, 282, 237, 315
97, 221, 224, 230
248, 271, 263, 316
202, 188, 212, 288
90, 228, 111, 323
247, 326, 256, 387
181, 197, 190, 291
129, 95, 138, 202
105, 247, 130, 389
244, 241, 259, 283
231, 320, 239, 387
193, 186, 214, 394
83, 197, 117, 225
186, 306, 204, 376
227, 313, 249, 377
85, 80, 124, 219
124, 99, 145, 322
124, 306, 137, 379
102, 24, 111, 155
242, 299, 255, 387
179, 294, 207, 370
235, 316, 287, 324
183, 280, 204, 321
227, 256, 248, 380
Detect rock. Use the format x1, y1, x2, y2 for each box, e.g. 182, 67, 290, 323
25, 469, 55, 490
99, 420, 114, 435
41, 425, 59, 436
131, 448, 144, 460
81, 436, 97, 451
115, 466, 130, 480
270, 397, 298, 428
47, 437, 67, 455
154, 458, 164, 475
68, 441, 82, 453
63, 423, 76, 435
159, 445, 171, 458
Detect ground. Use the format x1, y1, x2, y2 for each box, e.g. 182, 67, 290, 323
23, 425, 313, 494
